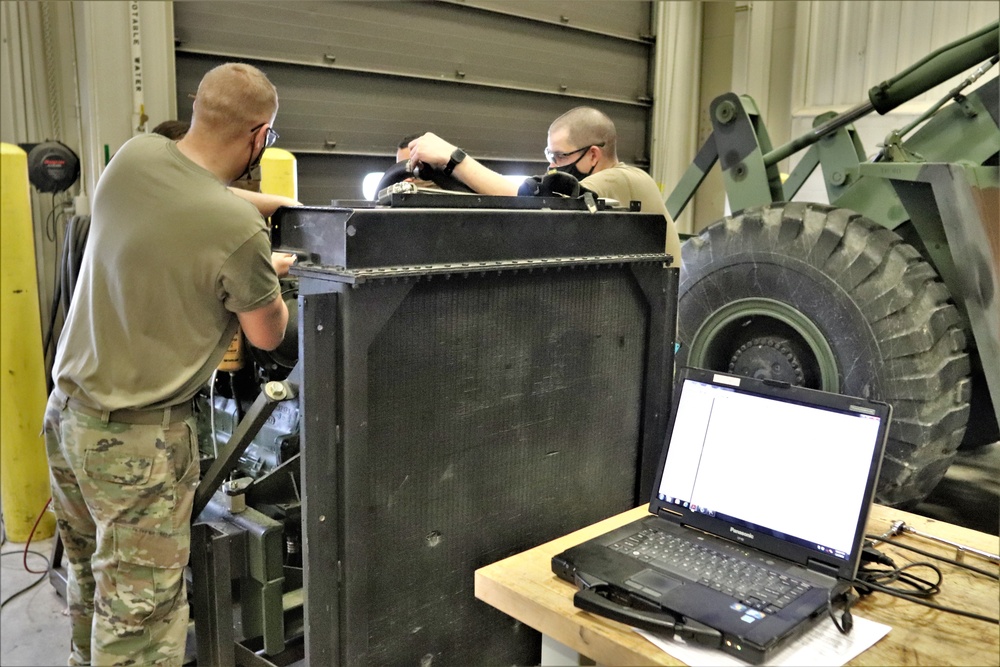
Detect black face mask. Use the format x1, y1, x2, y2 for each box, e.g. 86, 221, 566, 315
239, 124, 278, 181
240, 142, 266, 182
554, 149, 595, 181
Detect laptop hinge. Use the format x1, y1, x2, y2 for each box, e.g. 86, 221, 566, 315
807, 558, 840, 578
657, 507, 683, 518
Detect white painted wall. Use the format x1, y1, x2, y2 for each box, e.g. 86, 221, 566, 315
70, 0, 177, 200
678, 0, 998, 229
0, 1, 175, 349
788, 0, 999, 205
650, 1, 704, 236
1, 1, 175, 201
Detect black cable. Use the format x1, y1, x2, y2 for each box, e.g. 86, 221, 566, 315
41, 194, 65, 391
826, 582, 857, 634
63, 214, 90, 313
858, 561, 942, 598
861, 542, 897, 567
43, 265, 63, 375
46, 192, 57, 242
0, 550, 51, 611
856, 572, 999, 624
229, 372, 245, 423
864, 532, 999, 580
856, 559, 999, 624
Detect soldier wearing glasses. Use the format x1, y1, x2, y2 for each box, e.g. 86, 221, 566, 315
44, 63, 290, 666
406, 106, 681, 267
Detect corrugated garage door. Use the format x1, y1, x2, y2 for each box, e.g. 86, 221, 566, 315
173, 1, 655, 205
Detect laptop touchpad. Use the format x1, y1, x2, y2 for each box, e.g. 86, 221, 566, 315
626, 569, 682, 598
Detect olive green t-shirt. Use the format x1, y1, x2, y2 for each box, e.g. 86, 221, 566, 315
53, 134, 280, 411
582, 162, 682, 267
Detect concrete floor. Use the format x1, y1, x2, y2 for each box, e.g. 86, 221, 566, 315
2, 444, 998, 667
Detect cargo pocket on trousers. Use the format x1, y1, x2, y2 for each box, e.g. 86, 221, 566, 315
111, 523, 190, 632
85, 448, 155, 486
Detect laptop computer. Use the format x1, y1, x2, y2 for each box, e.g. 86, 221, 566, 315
552, 367, 891, 664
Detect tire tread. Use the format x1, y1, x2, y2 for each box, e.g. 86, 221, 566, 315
679, 202, 971, 506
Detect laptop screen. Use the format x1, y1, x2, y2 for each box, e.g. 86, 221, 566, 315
655, 374, 886, 563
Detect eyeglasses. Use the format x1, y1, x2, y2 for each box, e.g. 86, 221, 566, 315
544, 142, 604, 163
250, 123, 279, 148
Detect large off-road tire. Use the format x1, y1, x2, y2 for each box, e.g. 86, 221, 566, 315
677, 202, 971, 507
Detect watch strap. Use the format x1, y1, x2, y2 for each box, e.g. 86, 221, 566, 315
444, 148, 467, 176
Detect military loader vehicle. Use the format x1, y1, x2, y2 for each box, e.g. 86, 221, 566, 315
666, 21, 999, 507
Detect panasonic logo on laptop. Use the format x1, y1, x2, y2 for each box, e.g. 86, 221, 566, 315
730, 527, 754, 540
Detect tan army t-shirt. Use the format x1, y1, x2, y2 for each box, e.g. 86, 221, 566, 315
53, 134, 280, 411
582, 162, 682, 267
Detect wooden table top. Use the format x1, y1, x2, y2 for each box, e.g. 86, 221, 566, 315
475, 504, 1000, 666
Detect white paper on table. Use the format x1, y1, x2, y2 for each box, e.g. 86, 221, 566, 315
635, 615, 891, 667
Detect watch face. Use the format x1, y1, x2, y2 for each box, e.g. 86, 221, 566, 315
445, 148, 466, 174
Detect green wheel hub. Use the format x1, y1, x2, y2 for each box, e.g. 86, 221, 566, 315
687, 298, 839, 392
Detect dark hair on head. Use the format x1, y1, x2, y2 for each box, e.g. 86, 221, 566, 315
398, 134, 421, 149
152, 119, 191, 140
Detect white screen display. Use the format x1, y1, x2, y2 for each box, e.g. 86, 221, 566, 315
657, 379, 882, 558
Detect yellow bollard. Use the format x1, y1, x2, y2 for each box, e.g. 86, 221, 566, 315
0, 143, 56, 541
260, 147, 298, 201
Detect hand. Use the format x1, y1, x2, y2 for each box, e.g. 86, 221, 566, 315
407, 132, 456, 172
257, 193, 302, 217
268, 194, 302, 209
229, 188, 302, 217
271, 252, 297, 278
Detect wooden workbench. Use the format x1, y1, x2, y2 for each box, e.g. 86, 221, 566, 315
475, 504, 999, 666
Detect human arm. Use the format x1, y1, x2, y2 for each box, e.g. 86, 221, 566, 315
237, 295, 288, 351
238, 253, 295, 349
407, 132, 518, 196
229, 188, 302, 217
223, 231, 290, 351
271, 252, 297, 278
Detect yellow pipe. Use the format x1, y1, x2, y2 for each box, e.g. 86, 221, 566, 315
0, 143, 56, 541
260, 147, 298, 201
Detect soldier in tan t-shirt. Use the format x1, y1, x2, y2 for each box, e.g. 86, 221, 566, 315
44, 63, 291, 667
405, 106, 682, 267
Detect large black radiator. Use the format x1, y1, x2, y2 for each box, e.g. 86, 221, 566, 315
275, 198, 678, 665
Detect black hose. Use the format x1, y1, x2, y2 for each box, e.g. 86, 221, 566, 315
60, 214, 89, 315
44, 214, 91, 394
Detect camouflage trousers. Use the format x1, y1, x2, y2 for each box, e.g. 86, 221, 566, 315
44, 391, 200, 666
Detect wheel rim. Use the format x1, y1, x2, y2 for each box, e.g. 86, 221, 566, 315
687, 298, 839, 391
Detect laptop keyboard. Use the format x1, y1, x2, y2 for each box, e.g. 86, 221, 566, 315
610, 527, 813, 615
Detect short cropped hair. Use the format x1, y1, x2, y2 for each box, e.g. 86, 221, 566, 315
190, 63, 278, 142
151, 120, 190, 140
549, 107, 618, 161
398, 134, 421, 149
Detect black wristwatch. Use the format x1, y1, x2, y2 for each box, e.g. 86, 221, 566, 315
443, 148, 467, 176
